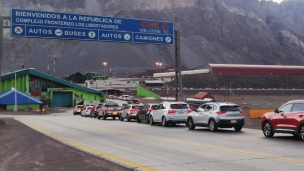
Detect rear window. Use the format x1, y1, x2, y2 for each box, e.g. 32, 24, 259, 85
220, 106, 241, 111
170, 104, 189, 109
105, 104, 119, 107
86, 107, 92, 110
76, 105, 84, 108
132, 106, 142, 109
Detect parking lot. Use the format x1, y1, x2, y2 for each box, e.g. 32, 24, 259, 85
2, 98, 304, 171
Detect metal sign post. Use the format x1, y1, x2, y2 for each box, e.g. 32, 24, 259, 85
0, 16, 10, 93
174, 30, 183, 101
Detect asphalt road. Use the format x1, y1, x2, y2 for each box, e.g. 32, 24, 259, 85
2, 105, 304, 171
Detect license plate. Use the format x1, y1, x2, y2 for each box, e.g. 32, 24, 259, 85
113, 112, 117, 115
231, 120, 237, 123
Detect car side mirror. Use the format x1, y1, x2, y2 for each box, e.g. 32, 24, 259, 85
274, 109, 279, 113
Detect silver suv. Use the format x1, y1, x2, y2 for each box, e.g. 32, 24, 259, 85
187, 103, 245, 131
149, 102, 192, 127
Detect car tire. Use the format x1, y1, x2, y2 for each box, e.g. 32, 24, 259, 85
127, 115, 131, 122
145, 115, 149, 124
90, 115, 93, 118
299, 124, 304, 141
120, 116, 124, 121
73, 113, 76, 115
234, 126, 243, 132
150, 116, 155, 125
209, 119, 218, 132
162, 117, 168, 127
262, 121, 274, 138
187, 118, 195, 130
137, 116, 141, 123
81, 114, 84, 117
113, 117, 116, 120
98, 116, 101, 120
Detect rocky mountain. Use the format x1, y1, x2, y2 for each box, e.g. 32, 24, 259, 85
1, 0, 304, 76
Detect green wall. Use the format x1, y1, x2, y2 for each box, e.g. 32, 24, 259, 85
6, 104, 40, 110
1, 74, 29, 93
48, 88, 105, 106
136, 86, 161, 99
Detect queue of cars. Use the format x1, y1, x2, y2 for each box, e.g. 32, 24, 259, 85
73, 98, 304, 141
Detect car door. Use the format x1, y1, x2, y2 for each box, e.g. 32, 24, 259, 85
193, 104, 207, 125
202, 104, 214, 125
287, 103, 304, 130
153, 104, 163, 122
272, 103, 294, 129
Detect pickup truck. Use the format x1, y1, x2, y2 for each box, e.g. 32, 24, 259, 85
97, 102, 122, 120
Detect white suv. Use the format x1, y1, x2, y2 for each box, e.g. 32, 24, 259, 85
187, 103, 245, 131
149, 102, 192, 127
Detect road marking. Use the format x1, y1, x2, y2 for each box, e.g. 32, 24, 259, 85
54, 119, 304, 166
16, 119, 157, 171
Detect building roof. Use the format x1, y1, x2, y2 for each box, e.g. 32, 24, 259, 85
0, 88, 42, 105
193, 92, 214, 100
1, 69, 104, 96
203, 64, 304, 76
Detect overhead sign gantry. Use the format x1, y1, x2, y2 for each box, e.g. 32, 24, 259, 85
11, 9, 174, 45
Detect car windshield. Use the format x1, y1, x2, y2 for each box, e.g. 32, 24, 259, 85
220, 106, 241, 111
170, 104, 189, 109
105, 104, 119, 107
151, 105, 158, 109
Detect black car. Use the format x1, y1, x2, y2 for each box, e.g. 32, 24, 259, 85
136, 103, 159, 123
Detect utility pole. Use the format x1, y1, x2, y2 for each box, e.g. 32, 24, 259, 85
0, 16, 11, 93
174, 30, 183, 101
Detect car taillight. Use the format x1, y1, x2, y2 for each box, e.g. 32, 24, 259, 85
228, 105, 235, 107
130, 110, 136, 113
105, 108, 109, 112
187, 110, 192, 113
149, 109, 153, 112
240, 110, 244, 113
217, 111, 226, 114
86, 110, 88, 112
75, 108, 79, 110
94, 109, 98, 112
177, 103, 183, 106
168, 110, 176, 114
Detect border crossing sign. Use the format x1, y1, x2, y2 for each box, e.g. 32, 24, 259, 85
11, 9, 174, 45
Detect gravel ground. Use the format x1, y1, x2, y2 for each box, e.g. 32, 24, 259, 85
0, 118, 134, 171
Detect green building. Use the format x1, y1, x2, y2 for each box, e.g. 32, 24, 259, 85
0, 69, 105, 107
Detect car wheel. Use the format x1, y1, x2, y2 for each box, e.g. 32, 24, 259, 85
90, 115, 93, 118
145, 116, 149, 124
127, 115, 131, 122
162, 117, 168, 127
171, 123, 176, 126
137, 116, 141, 123
98, 116, 101, 120
299, 124, 304, 141
150, 116, 155, 125
113, 117, 116, 120
73, 113, 76, 115
81, 114, 84, 117
120, 116, 124, 121
187, 118, 195, 130
234, 126, 243, 132
263, 121, 274, 138
209, 119, 218, 132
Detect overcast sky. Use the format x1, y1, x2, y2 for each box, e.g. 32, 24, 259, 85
268, 0, 283, 3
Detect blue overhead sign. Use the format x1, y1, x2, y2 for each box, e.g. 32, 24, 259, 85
11, 9, 174, 45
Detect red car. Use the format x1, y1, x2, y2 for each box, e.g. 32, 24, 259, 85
261, 100, 304, 141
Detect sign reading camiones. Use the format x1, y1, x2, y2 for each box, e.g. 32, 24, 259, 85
11, 9, 174, 45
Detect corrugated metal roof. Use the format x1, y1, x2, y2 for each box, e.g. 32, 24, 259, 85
208, 64, 304, 75
1, 69, 104, 96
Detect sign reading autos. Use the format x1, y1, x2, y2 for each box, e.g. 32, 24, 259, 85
11, 9, 174, 45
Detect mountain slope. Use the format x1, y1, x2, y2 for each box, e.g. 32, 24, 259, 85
1, 0, 304, 76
